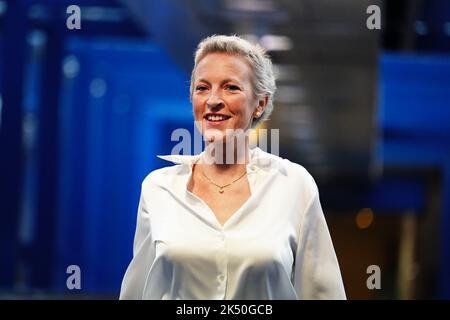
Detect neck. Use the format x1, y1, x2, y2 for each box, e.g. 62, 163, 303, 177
201, 136, 250, 174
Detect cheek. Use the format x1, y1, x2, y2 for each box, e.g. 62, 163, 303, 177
192, 97, 203, 116
232, 98, 254, 121
230, 97, 252, 114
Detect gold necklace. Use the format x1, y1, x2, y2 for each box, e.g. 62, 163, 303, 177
201, 168, 247, 194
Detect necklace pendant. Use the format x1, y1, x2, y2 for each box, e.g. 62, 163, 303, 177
219, 189, 224, 194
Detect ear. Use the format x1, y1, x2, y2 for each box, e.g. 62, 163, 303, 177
254, 95, 269, 118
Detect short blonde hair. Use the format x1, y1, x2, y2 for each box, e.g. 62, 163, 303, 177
190, 35, 276, 128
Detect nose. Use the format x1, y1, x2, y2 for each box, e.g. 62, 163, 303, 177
206, 91, 224, 111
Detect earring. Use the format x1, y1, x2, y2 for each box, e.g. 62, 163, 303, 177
254, 112, 261, 118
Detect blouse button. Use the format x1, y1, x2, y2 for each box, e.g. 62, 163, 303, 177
218, 274, 225, 282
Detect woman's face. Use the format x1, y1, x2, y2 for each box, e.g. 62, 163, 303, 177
192, 52, 261, 143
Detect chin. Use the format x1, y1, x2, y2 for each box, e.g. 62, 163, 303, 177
203, 128, 227, 143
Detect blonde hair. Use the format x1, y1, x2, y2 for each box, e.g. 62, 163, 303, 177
190, 35, 276, 128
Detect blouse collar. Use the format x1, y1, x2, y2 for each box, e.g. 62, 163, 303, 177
157, 147, 286, 175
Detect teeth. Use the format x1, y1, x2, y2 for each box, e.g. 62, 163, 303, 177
206, 115, 228, 121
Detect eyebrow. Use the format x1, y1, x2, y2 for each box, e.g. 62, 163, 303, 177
195, 78, 243, 86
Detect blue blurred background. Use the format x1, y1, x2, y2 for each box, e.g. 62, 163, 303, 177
0, 0, 449, 299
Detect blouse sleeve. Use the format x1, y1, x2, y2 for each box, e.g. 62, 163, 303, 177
293, 186, 346, 299
119, 185, 154, 299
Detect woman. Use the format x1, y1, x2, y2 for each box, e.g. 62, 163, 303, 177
120, 35, 346, 299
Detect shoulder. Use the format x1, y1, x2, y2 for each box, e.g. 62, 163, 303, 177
284, 158, 319, 206
253, 148, 319, 209
284, 158, 317, 190
254, 148, 317, 189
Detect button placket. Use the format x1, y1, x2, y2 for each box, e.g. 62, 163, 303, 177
216, 231, 228, 298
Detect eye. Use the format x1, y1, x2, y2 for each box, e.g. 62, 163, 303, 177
227, 85, 241, 91
195, 85, 208, 92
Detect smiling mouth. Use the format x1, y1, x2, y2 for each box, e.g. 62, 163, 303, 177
204, 114, 232, 122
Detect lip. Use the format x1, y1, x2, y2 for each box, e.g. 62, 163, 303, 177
203, 113, 232, 126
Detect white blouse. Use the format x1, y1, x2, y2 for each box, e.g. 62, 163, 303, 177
119, 147, 346, 300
